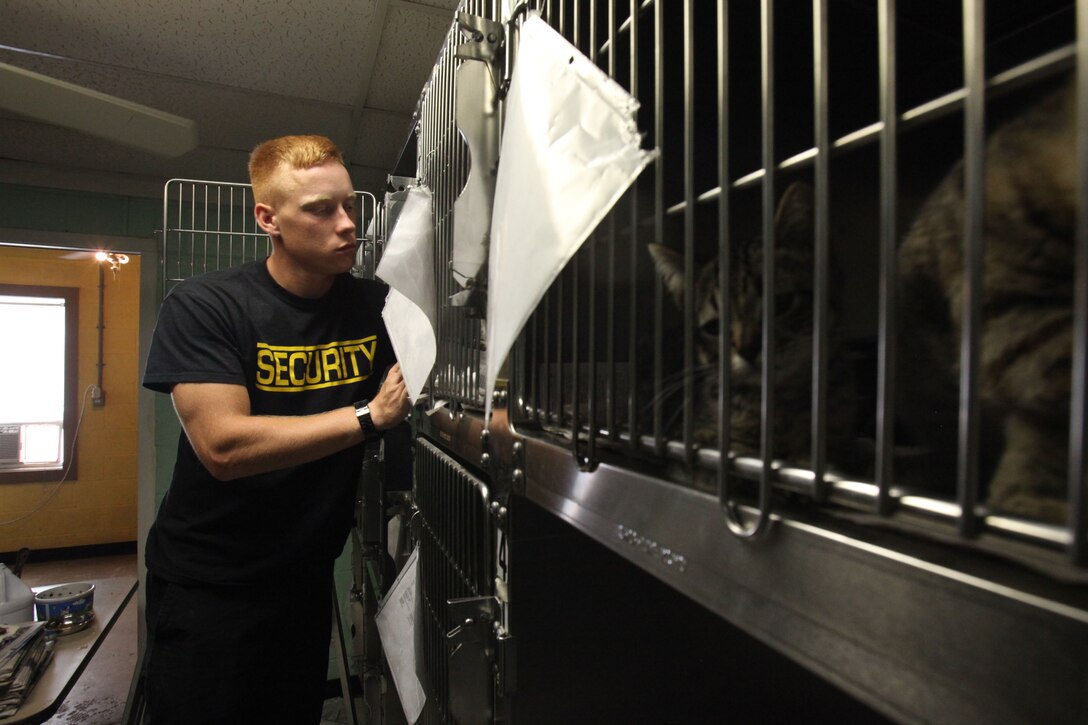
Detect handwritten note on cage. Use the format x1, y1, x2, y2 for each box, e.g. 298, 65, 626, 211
376, 185, 437, 403
375, 544, 426, 723
484, 12, 657, 420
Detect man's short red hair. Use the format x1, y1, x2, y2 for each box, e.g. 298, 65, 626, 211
248, 135, 345, 205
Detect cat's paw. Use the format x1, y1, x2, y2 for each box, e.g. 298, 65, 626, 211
986, 489, 1067, 525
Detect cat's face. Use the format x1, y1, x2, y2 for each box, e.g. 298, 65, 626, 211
649, 181, 820, 392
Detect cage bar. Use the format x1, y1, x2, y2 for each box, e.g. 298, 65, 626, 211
874, 0, 898, 516
957, 0, 986, 537
811, 0, 830, 502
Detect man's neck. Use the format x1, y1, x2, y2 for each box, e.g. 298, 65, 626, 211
265, 254, 335, 299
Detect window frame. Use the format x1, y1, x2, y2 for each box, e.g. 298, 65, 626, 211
0, 283, 79, 483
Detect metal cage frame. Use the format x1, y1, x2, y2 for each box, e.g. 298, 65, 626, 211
405, 0, 1088, 723
160, 178, 380, 296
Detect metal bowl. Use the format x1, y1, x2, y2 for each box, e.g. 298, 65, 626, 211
34, 582, 95, 622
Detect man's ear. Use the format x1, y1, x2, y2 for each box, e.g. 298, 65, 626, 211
254, 203, 279, 238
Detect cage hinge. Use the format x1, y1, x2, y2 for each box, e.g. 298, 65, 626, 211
456, 13, 504, 64
447, 595, 501, 725
448, 12, 505, 318
495, 629, 517, 697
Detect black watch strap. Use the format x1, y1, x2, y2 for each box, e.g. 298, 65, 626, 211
354, 399, 378, 438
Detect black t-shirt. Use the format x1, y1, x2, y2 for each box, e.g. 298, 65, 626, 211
142, 260, 394, 585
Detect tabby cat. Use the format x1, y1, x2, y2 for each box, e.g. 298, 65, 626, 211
648, 181, 857, 472
897, 77, 1075, 523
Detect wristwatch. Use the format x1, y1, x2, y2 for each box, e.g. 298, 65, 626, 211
354, 399, 378, 438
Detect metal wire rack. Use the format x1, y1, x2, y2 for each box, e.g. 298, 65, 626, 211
161, 178, 380, 295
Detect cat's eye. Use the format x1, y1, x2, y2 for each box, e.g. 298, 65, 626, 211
700, 319, 721, 337
774, 292, 796, 314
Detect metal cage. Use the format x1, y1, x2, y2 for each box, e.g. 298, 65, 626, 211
160, 178, 380, 295
413, 437, 496, 725
495, 0, 1087, 563
399, 0, 1088, 722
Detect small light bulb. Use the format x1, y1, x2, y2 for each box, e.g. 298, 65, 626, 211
95, 251, 109, 262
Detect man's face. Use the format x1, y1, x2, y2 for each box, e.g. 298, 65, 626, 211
263, 160, 357, 276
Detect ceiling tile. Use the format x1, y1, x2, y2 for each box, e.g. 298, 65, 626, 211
3, 0, 382, 104
366, 3, 453, 113
0, 0, 457, 197
0, 49, 356, 151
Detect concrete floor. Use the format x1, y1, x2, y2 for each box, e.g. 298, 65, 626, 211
14, 550, 356, 725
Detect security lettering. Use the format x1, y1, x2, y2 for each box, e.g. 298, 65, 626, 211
255, 337, 378, 392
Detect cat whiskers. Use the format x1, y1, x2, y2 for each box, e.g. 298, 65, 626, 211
641, 363, 721, 432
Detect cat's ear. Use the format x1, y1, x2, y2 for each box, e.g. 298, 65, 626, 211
648, 243, 686, 309
774, 181, 815, 243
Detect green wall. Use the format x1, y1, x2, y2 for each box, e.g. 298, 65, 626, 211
0, 182, 160, 239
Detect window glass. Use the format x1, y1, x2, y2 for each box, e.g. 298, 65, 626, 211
0, 288, 77, 477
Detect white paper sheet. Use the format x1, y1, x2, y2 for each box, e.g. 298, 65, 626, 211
375, 545, 426, 724
484, 13, 657, 420
376, 185, 437, 404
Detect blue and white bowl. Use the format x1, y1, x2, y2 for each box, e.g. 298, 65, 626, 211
34, 582, 95, 621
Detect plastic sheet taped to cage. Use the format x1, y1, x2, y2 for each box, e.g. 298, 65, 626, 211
484, 13, 656, 420
376, 184, 437, 403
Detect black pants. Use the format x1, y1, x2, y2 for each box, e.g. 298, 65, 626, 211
143, 570, 334, 725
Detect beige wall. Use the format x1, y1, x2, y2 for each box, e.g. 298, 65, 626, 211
0, 245, 140, 551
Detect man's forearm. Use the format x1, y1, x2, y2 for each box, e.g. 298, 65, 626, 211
189, 405, 366, 481
172, 383, 370, 481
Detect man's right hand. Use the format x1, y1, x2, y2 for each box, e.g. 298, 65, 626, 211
369, 363, 412, 430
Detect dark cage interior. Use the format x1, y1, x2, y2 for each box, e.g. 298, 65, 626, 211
508, 0, 1084, 566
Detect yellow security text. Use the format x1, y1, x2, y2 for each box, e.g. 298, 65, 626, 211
254, 336, 378, 392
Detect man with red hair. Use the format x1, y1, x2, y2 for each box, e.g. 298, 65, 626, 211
142, 135, 411, 723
